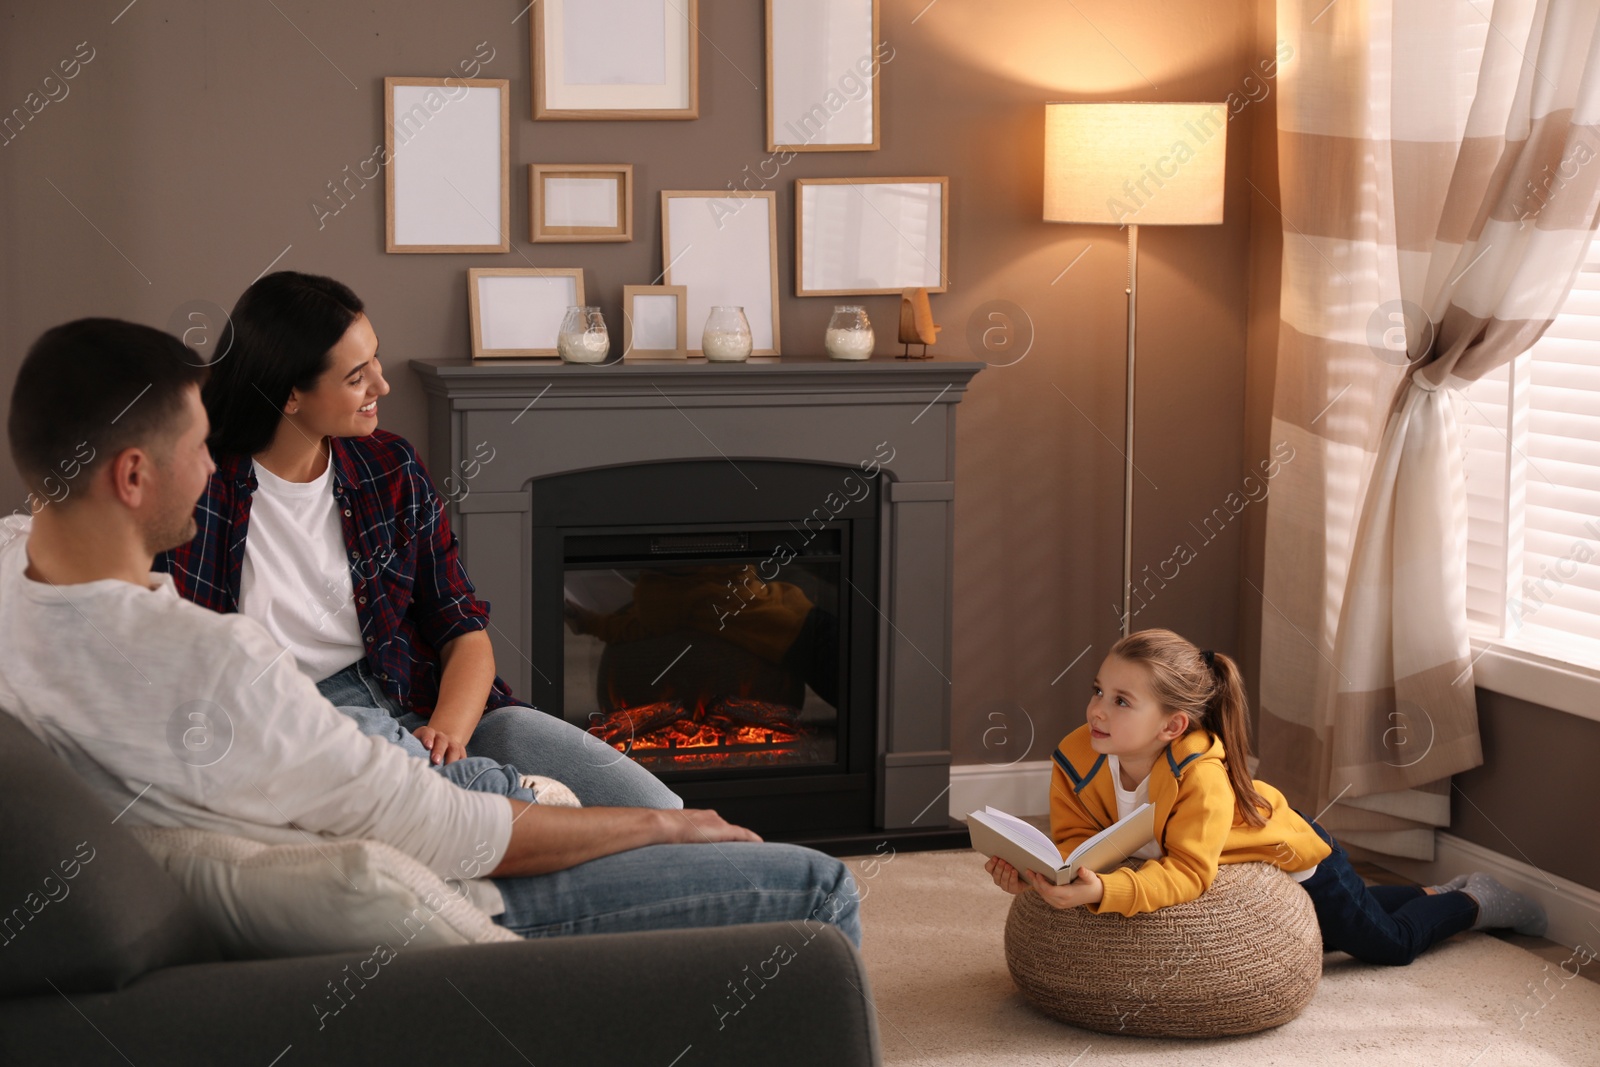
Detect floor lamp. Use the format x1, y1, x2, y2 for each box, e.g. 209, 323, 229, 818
1043, 102, 1227, 637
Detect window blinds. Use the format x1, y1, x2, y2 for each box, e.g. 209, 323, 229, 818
1458, 235, 1600, 670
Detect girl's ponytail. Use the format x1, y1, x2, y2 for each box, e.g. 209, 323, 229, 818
1203, 651, 1270, 829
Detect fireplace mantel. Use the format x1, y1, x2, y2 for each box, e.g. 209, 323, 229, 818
412, 355, 982, 832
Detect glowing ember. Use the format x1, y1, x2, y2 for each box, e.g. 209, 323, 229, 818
593, 696, 807, 765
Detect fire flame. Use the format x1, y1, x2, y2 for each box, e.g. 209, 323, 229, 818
596, 697, 804, 766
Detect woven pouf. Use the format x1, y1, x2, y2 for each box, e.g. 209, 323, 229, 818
1004, 861, 1322, 1037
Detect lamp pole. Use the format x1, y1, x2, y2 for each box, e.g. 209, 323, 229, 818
1121, 223, 1138, 638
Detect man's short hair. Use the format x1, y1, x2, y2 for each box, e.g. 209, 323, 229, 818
8, 318, 208, 498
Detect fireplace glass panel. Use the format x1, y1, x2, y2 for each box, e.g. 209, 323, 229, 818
561, 529, 842, 774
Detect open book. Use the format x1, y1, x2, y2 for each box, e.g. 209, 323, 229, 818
967, 803, 1156, 887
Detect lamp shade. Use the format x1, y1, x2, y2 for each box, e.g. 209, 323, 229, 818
1044, 102, 1226, 226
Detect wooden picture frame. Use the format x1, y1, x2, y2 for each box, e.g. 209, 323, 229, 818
385, 77, 510, 253
530, 163, 633, 243
622, 285, 689, 359
795, 177, 949, 296
766, 0, 880, 152
533, 0, 699, 120
467, 268, 585, 358
661, 190, 782, 357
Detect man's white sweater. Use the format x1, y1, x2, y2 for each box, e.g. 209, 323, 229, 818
0, 518, 511, 887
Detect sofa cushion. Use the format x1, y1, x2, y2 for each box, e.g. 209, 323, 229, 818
129, 826, 520, 959
0, 709, 221, 997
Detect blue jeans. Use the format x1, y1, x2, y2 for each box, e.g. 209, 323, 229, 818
317, 662, 533, 800
492, 841, 862, 948
461, 704, 682, 811
315, 661, 682, 809
1297, 811, 1478, 966
318, 664, 856, 946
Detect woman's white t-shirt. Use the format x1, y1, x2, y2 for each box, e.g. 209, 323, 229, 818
1107, 754, 1318, 882
238, 457, 366, 682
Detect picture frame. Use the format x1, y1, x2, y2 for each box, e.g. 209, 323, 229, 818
622, 285, 689, 359
466, 267, 585, 358
533, 0, 699, 120
530, 163, 633, 243
766, 0, 880, 152
385, 77, 510, 253
661, 190, 782, 357
795, 177, 949, 296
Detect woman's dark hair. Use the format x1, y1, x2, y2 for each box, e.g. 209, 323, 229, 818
9, 318, 208, 498
203, 271, 364, 458
1109, 628, 1272, 829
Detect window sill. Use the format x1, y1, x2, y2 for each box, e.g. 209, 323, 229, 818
1469, 637, 1600, 725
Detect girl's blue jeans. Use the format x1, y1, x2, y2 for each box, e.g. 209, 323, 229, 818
1297, 811, 1478, 966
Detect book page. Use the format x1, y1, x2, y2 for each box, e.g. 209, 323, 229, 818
1062, 802, 1155, 879
981, 807, 1058, 856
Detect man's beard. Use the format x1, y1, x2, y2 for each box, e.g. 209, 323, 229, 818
144, 513, 198, 556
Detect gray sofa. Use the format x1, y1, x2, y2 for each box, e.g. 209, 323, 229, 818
0, 710, 881, 1065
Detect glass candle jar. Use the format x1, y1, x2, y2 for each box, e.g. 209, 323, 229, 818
557, 306, 610, 363
701, 306, 753, 362
825, 305, 874, 361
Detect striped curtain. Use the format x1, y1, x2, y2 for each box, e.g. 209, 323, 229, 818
1259, 0, 1600, 858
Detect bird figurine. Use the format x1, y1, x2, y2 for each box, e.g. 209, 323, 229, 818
897, 288, 940, 360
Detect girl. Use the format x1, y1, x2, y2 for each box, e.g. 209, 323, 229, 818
155, 271, 679, 810
986, 629, 1546, 966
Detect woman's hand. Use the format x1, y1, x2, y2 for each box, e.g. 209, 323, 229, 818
412, 724, 469, 766
984, 856, 1104, 909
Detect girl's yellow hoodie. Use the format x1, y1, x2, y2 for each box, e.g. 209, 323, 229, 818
1050, 723, 1331, 917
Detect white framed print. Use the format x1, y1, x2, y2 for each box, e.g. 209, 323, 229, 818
530, 163, 633, 242
386, 78, 510, 253
795, 177, 948, 296
467, 268, 585, 358
661, 190, 782, 357
766, 0, 880, 152
533, 0, 698, 120
622, 284, 688, 359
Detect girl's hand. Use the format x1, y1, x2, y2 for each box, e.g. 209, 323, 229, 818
986, 855, 1030, 895
984, 856, 1105, 909
1031, 866, 1103, 910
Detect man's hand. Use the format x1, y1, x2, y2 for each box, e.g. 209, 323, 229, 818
489, 804, 763, 878
984, 856, 1104, 909
659, 807, 764, 845
412, 724, 468, 766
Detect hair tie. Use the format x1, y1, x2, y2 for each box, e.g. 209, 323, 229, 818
1201, 649, 1216, 669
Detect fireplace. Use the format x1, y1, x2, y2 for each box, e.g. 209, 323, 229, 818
412, 355, 981, 849
525, 459, 879, 837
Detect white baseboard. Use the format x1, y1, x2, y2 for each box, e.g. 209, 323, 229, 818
948, 760, 1053, 820
1364, 833, 1600, 951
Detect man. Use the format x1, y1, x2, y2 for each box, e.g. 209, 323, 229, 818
0, 318, 858, 942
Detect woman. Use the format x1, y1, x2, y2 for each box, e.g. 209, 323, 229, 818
156, 271, 680, 809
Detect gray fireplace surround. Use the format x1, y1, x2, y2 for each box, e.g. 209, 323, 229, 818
412, 355, 982, 830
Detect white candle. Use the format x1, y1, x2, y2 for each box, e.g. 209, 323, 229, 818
825, 327, 875, 361
558, 330, 610, 363
702, 329, 752, 361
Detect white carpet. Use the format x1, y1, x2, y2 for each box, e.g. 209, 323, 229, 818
854, 849, 1600, 1066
